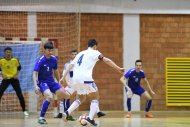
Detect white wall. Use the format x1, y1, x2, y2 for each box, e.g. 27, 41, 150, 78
123, 14, 140, 111
27, 12, 37, 38
1, 0, 190, 14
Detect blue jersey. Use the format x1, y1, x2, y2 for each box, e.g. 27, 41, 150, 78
34, 55, 58, 83
124, 68, 145, 90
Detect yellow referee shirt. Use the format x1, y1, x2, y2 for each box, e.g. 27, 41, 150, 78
0, 58, 20, 79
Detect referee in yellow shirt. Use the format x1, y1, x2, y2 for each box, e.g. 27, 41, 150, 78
0, 47, 29, 116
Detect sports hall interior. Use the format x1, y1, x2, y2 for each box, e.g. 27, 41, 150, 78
0, 0, 190, 127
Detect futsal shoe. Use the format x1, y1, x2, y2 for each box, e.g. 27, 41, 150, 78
144, 113, 154, 118
125, 112, 131, 118
62, 111, 69, 122
67, 115, 76, 121
38, 119, 47, 124
85, 117, 98, 126
97, 111, 106, 118
23, 111, 29, 116
54, 113, 62, 118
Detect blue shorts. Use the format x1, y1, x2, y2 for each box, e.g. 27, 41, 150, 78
38, 81, 61, 94
125, 86, 145, 96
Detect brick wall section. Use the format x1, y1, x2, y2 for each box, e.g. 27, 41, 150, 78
80, 14, 123, 110
140, 14, 190, 111
0, 12, 27, 37
34, 13, 123, 111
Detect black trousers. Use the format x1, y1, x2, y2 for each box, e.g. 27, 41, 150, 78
0, 78, 26, 111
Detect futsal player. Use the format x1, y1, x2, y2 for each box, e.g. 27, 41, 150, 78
33, 42, 70, 124
60, 39, 124, 126
120, 59, 155, 118
0, 47, 29, 116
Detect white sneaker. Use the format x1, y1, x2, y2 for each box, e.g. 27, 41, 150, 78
23, 111, 29, 116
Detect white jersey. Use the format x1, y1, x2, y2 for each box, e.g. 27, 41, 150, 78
71, 48, 101, 84
62, 60, 73, 86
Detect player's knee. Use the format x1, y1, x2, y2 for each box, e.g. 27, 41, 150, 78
147, 96, 152, 100
64, 94, 70, 99
46, 94, 53, 101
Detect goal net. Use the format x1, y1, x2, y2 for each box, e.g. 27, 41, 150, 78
0, 41, 42, 112
0, 0, 81, 114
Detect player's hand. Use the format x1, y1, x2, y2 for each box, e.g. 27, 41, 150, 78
118, 68, 125, 74
13, 75, 18, 79
59, 79, 66, 86
2, 74, 7, 79
150, 90, 156, 95
34, 86, 40, 95
127, 89, 133, 98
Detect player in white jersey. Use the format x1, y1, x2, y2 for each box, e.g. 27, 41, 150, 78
60, 39, 124, 126
57, 50, 106, 119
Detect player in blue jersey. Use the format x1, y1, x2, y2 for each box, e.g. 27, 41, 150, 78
120, 59, 155, 118
33, 42, 70, 124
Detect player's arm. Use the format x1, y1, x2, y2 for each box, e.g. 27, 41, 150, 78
60, 64, 68, 86
60, 64, 74, 83
144, 78, 155, 95
0, 60, 2, 76
33, 71, 40, 95
0, 60, 7, 79
14, 58, 21, 79
102, 56, 124, 74
0, 68, 2, 77
120, 76, 132, 97
54, 69, 60, 83
0, 61, 1, 73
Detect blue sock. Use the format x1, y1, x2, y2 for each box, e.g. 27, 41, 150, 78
145, 100, 152, 112
40, 100, 50, 118
64, 99, 70, 112
127, 98, 131, 112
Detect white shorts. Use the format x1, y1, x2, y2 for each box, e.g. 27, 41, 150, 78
65, 86, 75, 95
70, 82, 98, 95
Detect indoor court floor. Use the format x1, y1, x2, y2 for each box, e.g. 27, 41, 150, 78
0, 111, 190, 127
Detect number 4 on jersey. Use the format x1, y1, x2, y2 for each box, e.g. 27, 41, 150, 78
77, 54, 84, 66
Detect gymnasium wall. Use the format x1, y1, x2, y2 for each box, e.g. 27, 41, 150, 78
140, 14, 190, 111
80, 14, 123, 110
1, 11, 190, 111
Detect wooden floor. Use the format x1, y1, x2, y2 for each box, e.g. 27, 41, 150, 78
0, 111, 190, 127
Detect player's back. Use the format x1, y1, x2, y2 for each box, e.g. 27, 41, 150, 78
72, 48, 100, 83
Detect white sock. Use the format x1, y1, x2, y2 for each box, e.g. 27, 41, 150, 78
97, 102, 100, 113
89, 100, 98, 120
39, 117, 44, 120
59, 101, 64, 113
67, 99, 81, 115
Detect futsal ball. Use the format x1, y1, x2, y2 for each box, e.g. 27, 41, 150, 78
78, 114, 87, 126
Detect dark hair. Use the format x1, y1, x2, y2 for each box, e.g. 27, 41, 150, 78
4, 47, 12, 52
44, 41, 54, 49
135, 59, 142, 65
70, 49, 78, 53
88, 39, 98, 47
